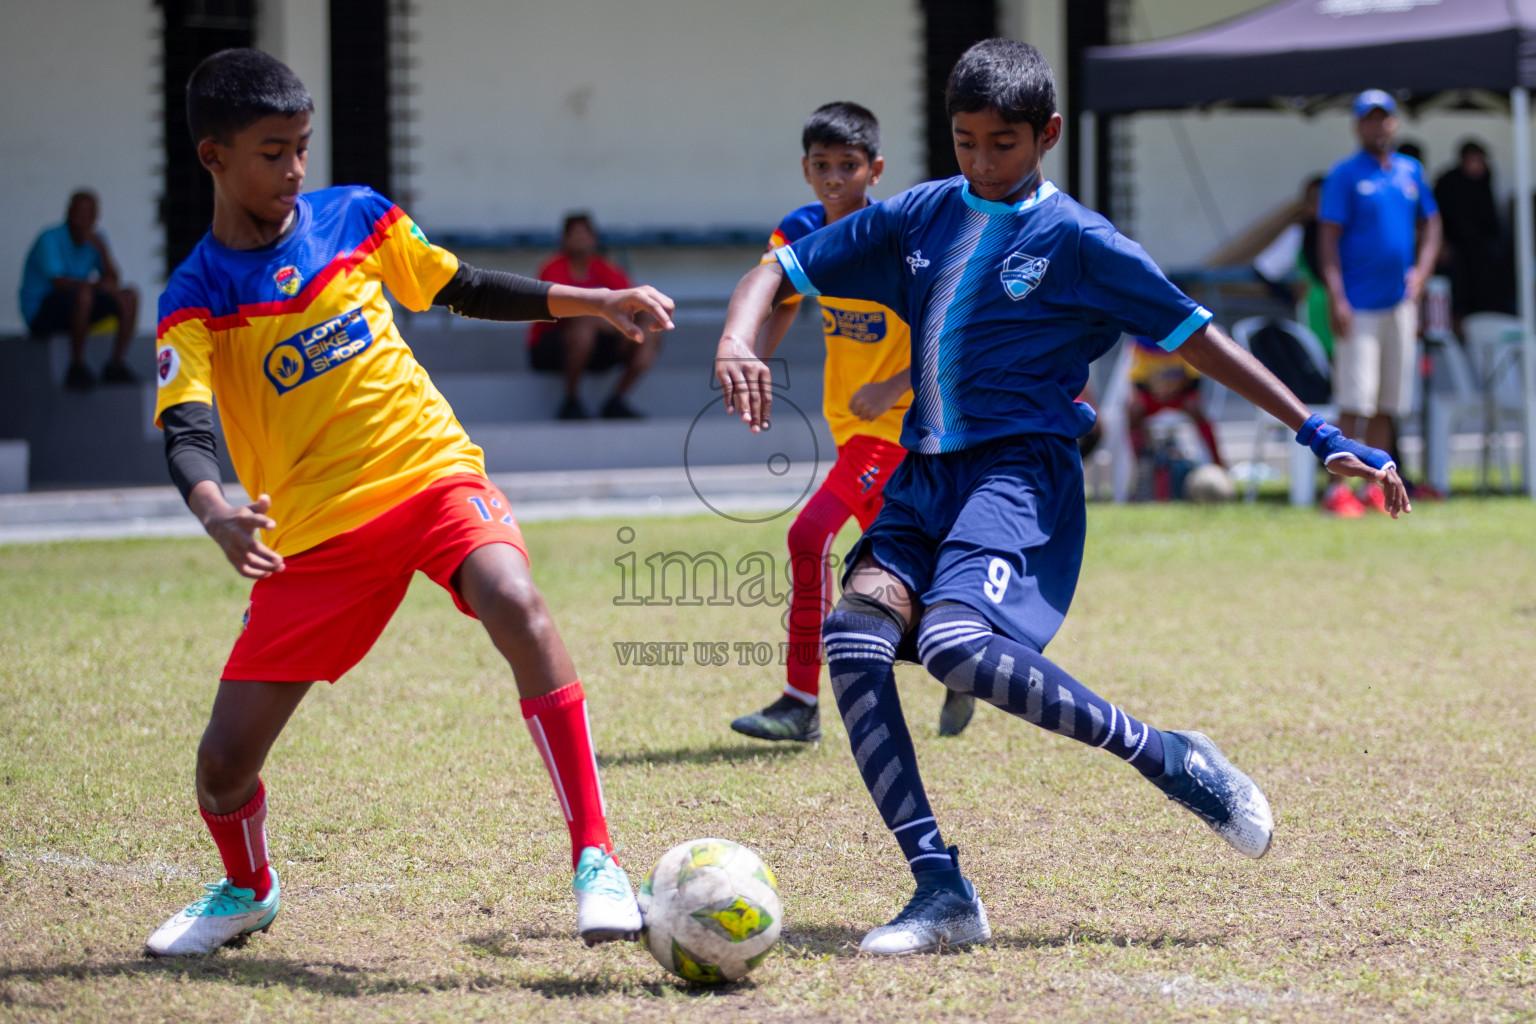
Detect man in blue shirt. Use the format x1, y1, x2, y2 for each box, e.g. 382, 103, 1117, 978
1319, 91, 1441, 514
19, 190, 141, 390
715, 39, 1409, 957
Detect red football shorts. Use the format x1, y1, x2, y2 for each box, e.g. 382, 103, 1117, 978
223, 473, 528, 684
821, 433, 907, 529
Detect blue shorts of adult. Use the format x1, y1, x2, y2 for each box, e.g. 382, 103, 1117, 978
28, 287, 122, 338
841, 432, 1085, 655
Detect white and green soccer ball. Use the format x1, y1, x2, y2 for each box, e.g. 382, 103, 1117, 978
638, 838, 782, 984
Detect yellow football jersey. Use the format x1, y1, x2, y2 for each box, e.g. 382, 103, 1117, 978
768, 203, 911, 447
154, 186, 484, 556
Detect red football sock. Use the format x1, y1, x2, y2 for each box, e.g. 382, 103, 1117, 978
784, 488, 854, 702
201, 780, 271, 900
521, 681, 613, 869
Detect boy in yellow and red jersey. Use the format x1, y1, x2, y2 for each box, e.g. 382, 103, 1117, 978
729, 102, 976, 744
144, 49, 674, 957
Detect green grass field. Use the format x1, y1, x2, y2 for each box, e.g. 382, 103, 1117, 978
3, 499, 1536, 1023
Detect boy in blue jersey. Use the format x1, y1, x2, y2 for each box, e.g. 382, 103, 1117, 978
715, 40, 1408, 955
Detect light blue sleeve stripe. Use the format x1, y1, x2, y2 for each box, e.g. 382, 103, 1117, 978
774, 246, 820, 297
1157, 306, 1213, 351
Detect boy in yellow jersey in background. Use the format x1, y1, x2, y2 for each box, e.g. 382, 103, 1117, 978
729, 102, 975, 743
145, 49, 674, 956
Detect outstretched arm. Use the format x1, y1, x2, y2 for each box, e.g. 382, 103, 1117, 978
162, 400, 285, 578
1178, 323, 1409, 517
715, 260, 799, 432
433, 262, 674, 341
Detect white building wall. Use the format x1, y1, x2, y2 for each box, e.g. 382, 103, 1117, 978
409, 0, 924, 233
0, 2, 160, 336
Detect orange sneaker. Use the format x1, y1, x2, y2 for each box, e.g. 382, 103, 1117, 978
1362, 483, 1388, 514
1321, 483, 1365, 518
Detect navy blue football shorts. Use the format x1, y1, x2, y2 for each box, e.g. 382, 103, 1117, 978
841, 433, 1086, 654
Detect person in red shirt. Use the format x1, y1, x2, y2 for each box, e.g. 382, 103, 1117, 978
528, 213, 662, 419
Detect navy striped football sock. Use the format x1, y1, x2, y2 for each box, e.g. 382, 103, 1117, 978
823, 595, 955, 879
917, 603, 1166, 777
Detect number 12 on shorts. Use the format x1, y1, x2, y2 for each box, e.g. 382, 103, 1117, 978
468, 495, 514, 525
984, 557, 1011, 604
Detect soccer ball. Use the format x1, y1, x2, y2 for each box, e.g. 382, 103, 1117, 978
1183, 463, 1236, 503
638, 838, 782, 984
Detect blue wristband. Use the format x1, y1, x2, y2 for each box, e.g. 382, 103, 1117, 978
1294, 413, 1395, 471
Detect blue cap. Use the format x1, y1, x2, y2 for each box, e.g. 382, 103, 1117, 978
1353, 89, 1397, 118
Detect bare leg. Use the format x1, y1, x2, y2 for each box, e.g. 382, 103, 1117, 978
110, 287, 138, 363
560, 318, 600, 401
68, 284, 92, 366
1367, 414, 1394, 459
610, 330, 663, 399
843, 554, 919, 630
452, 542, 574, 698
197, 680, 313, 813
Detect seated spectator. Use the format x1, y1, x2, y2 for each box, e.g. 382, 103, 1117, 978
527, 213, 661, 419
19, 190, 140, 390
1126, 335, 1222, 471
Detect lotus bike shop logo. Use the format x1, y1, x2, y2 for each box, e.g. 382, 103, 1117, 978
274, 265, 303, 297
264, 307, 374, 395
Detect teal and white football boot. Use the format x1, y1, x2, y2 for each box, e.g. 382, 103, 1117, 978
145, 868, 280, 957
573, 846, 642, 946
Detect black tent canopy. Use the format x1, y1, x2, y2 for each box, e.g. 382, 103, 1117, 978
1083, 0, 1536, 113
1081, 0, 1536, 495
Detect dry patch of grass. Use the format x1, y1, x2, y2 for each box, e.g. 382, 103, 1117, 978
3, 499, 1535, 1022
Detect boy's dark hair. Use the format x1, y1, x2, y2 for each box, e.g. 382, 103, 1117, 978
562, 212, 595, 236
1459, 138, 1488, 159
802, 102, 881, 160
186, 48, 313, 145
945, 39, 1056, 135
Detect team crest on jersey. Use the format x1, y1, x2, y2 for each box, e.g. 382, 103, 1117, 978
156, 345, 180, 387
264, 308, 374, 396
1000, 252, 1050, 301
274, 265, 303, 296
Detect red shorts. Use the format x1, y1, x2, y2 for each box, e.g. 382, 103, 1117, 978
223, 473, 528, 684
1132, 381, 1202, 417
821, 434, 907, 529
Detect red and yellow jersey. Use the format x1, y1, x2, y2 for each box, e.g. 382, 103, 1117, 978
1127, 334, 1201, 400
154, 186, 484, 557
767, 202, 911, 447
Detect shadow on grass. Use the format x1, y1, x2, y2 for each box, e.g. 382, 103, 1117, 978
1002, 926, 1225, 950
778, 923, 1224, 958
598, 742, 810, 769
1, 949, 755, 1004
522, 973, 755, 999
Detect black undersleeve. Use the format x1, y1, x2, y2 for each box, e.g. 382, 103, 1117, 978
432, 262, 554, 322
161, 400, 221, 502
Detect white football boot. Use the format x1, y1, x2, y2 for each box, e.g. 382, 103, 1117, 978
573, 846, 642, 945
145, 868, 280, 957
1152, 730, 1275, 859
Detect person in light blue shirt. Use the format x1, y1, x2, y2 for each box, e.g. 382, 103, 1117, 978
714, 39, 1409, 958
1319, 91, 1441, 513
18, 190, 140, 390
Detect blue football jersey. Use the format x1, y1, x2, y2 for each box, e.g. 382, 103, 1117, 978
774, 178, 1211, 453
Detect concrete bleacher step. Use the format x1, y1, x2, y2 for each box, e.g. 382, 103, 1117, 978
467, 414, 836, 474
0, 314, 833, 487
